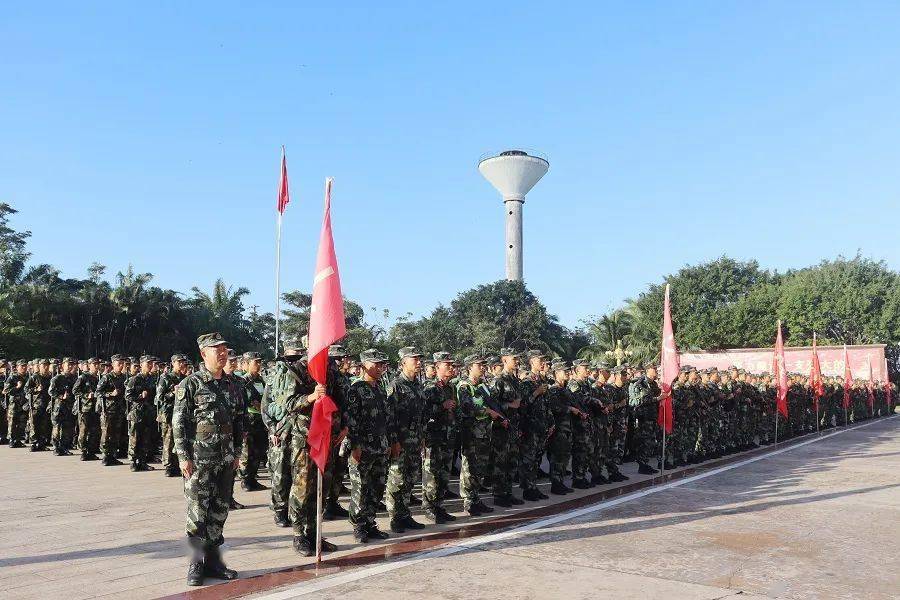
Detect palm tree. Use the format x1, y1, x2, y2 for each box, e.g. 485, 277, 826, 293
578, 310, 634, 362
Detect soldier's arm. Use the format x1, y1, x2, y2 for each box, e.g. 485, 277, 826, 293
344, 384, 362, 448
172, 379, 195, 463
155, 377, 169, 408
124, 376, 139, 403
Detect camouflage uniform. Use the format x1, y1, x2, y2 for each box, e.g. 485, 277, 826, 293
73, 369, 101, 458
156, 367, 186, 475
125, 369, 157, 468
422, 371, 457, 516
48, 370, 76, 453
547, 377, 576, 487
490, 368, 523, 499
606, 382, 629, 466
26, 370, 52, 450
519, 371, 552, 495
567, 375, 595, 483
0, 365, 8, 444
238, 370, 268, 487
385, 370, 426, 522
261, 368, 292, 523
4, 365, 29, 446
627, 375, 660, 468
345, 369, 390, 534
96, 368, 127, 462
456, 373, 494, 511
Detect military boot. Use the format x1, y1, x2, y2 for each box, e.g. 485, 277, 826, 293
492, 494, 512, 507
307, 532, 337, 553
273, 511, 290, 527
324, 500, 349, 519
292, 535, 313, 557
637, 463, 658, 475
187, 555, 205, 586
402, 515, 426, 529
522, 488, 542, 501
203, 547, 237, 580
389, 518, 406, 533
550, 481, 569, 495
229, 498, 245, 510
572, 478, 591, 489
366, 524, 389, 540
103, 455, 122, 466
353, 524, 369, 543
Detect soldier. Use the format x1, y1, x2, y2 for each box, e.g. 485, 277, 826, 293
324, 345, 352, 520
547, 360, 584, 494
157, 354, 189, 477
73, 357, 101, 460
490, 348, 525, 506
456, 354, 501, 516
421, 351, 459, 523
266, 335, 337, 555
125, 356, 157, 471
5, 359, 30, 447
628, 364, 661, 475
26, 358, 53, 451
385, 346, 428, 533
519, 350, 552, 501
48, 357, 77, 455
222, 352, 247, 510
96, 354, 128, 466
238, 352, 268, 491
606, 366, 630, 480
346, 349, 391, 543
173, 333, 240, 586
568, 358, 595, 488
0, 359, 8, 445
590, 362, 616, 483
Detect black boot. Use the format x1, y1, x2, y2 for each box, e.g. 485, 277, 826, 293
466, 503, 484, 516
203, 547, 237, 580
229, 498, 245, 510
492, 494, 512, 507
424, 509, 449, 524
522, 488, 542, 501
550, 481, 569, 495
103, 456, 122, 466
292, 535, 313, 557
366, 524, 389, 540
508, 494, 525, 505
609, 470, 628, 482
638, 463, 658, 475
591, 473, 609, 485
409, 494, 422, 506
353, 524, 369, 543
572, 478, 591, 489
324, 500, 349, 519
187, 554, 205, 586
307, 532, 337, 553
437, 507, 457, 521
402, 515, 426, 529
274, 511, 291, 527
389, 518, 406, 533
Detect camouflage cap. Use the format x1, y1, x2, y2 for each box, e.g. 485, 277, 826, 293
679, 365, 693, 373
551, 360, 570, 371
360, 349, 388, 364
49, 358, 59, 365
16, 359, 28, 366
610, 365, 625, 374
139, 355, 153, 363
432, 351, 455, 364
39, 358, 50, 365
197, 332, 227, 349
398, 346, 424, 359
128, 356, 138, 363
328, 345, 349, 358
282, 333, 305, 350
572, 358, 591, 368
594, 360, 613, 371
525, 349, 547, 360
499, 347, 519, 357
463, 354, 486, 366
242, 351, 261, 361
226, 349, 238, 359
486, 355, 501, 367
171, 354, 188, 362
62, 357, 76, 364
88, 357, 100, 364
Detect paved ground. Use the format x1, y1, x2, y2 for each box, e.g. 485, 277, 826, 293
1, 416, 896, 600
247, 416, 899, 600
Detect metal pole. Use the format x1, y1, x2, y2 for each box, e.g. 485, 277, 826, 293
315, 468, 323, 565
661, 423, 666, 477
774, 410, 778, 445
274, 210, 283, 355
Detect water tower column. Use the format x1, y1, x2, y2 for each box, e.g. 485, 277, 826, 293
505, 197, 524, 281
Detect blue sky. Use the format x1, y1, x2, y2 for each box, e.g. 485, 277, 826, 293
2, 3, 899, 328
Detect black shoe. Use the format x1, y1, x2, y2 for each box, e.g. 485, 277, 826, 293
30, 445, 40, 452
466, 504, 484, 516
166, 469, 180, 477
409, 494, 422, 506
424, 509, 448, 524
229, 498, 245, 510
54, 448, 64, 456
130, 462, 139, 472
366, 525, 389, 540
638, 463, 658, 475
116, 451, 127, 459
535, 488, 549, 499
472, 501, 494, 513
522, 488, 542, 501
274, 512, 291, 527
402, 515, 426, 529
311, 536, 337, 553
537, 468, 550, 479
293, 535, 313, 556
389, 519, 406, 533
492, 494, 512, 507
203, 549, 237, 580
443, 489, 459, 499
437, 507, 457, 521
324, 501, 349, 519
187, 559, 205, 586
591, 474, 609, 485
241, 479, 261, 492
375, 501, 387, 512
609, 471, 628, 482
508, 494, 525, 505
80, 454, 90, 461
550, 481, 569, 495
353, 525, 369, 543
103, 456, 123, 466
572, 478, 591, 489
11, 441, 24, 448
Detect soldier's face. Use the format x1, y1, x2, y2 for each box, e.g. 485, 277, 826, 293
401, 356, 420, 375
554, 369, 568, 385
469, 362, 485, 380
247, 359, 261, 375
574, 366, 589, 379
88, 363, 98, 374
502, 356, 518, 371
646, 367, 657, 380
530, 357, 545, 372
140, 362, 151, 375
362, 361, 386, 379
39, 364, 50, 375
63, 362, 75, 375
17, 365, 26, 375
425, 365, 436, 378
435, 361, 453, 380
201, 344, 229, 371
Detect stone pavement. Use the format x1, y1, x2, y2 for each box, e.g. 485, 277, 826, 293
1, 416, 896, 600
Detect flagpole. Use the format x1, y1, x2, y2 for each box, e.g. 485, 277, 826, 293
315, 468, 323, 564
814, 333, 820, 434
275, 209, 283, 354
660, 409, 666, 476
774, 410, 778, 445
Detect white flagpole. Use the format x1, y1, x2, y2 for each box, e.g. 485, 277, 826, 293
315, 468, 324, 564
275, 210, 283, 354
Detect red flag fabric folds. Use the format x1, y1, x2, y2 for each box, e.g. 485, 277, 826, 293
277, 147, 290, 214
810, 335, 824, 415
774, 321, 788, 418
306, 178, 346, 473
866, 356, 875, 410
658, 284, 678, 434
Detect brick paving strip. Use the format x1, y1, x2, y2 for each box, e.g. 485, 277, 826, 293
157, 415, 897, 600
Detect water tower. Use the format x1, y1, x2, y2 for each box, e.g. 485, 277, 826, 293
478, 150, 549, 281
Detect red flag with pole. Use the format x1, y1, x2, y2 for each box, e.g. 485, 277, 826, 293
658, 283, 678, 434
306, 178, 345, 473
810, 333, 824, 416
277, 147, 290, 214
842, 345, 852, 410
866, 356, 875, 411
774, 320, 788, 418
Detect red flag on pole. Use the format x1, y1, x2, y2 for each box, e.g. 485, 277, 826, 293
658, 283, 678, 434
306, 178, 345, 473
277, 146, 290, 214
884, 357, 892, 409
810, 333, 824, 415
866, 356, 875, 410
842, 345, 852, 410
774, 320, 788, 418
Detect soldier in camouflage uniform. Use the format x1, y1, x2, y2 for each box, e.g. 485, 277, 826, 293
490, 348, 525, 506
124, 356, 157, 471
238, 352, 268, 491
173, 333, 240, 586
5, 360, 29, 447
73, 357, 101, 460
260, 339, 294, 528
222, 354, 247, 510
385, 347, 427, 533
26, 358, 53, 451
157, 354, 188, 476
606, 366, 630, 479
519, 350, 552, 501
0, 360, 8, 445
547, 361, 584, 495
48, 357, 77, 455
628, 365, 660, 475
422, 352, 459, 523
568, 358, 596, 488
456, 354, 501, 515
346, 349, 391, 543
324, 345, 352, 520
96, 355, 128, 465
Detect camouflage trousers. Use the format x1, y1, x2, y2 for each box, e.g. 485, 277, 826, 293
289, 434, 330, 537
128, 417, 155, 463
548, 427, 572, 484
78, 412, 100, 456
519, 429, 548, 492
0, 403, 7, 441
29, 406, 51, 447
490, 423, 519, 497
571, 421, 593, 481
160, 421, 176, 472
674, 415, 700, 462
52, 417, 75, 451
268, 432, 292, 514
386, 441, 421, 520
349, 451, 388, 527
8, 401, 27, 444
184, 461, 234, 549
422, 442, 452, 512
100, 412, 125, 459
460, 423, 491, 509
632, 416, 657, 465
239, 414, 267, 483
117, 412, 128, 456
327, 448, 349, 504
609, 412, 627, 464
591, 416, 611, 476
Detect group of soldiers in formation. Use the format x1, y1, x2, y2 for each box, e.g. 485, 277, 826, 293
3, 334, 896, 586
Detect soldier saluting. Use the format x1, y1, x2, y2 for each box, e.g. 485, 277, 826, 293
173, 333, 241, 586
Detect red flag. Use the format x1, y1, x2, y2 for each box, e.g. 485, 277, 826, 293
884, 358, 892, 408
842, 345, 852, 410
866, 356, 875, 410
306, 178, 346, 473
277, 146, 290, 214
810, 333, 824, 415
774, 320, 788, 418
658, 283, 678, 434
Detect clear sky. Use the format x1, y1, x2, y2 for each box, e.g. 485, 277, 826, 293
2, 3, 899, 328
